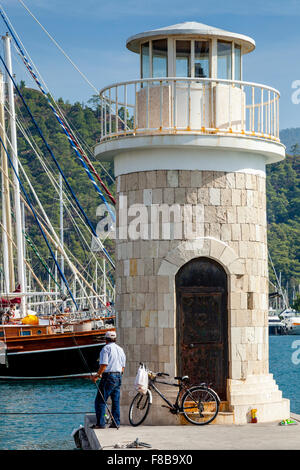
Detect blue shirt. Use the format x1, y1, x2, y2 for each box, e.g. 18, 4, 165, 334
99, 343, 126, 373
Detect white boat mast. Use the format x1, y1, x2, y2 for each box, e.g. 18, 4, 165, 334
22, 201, 27, 292
103, 257, 106, 307
0, 69, 14, 293
3, 34, 26, 315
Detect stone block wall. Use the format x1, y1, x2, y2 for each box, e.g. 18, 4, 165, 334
115, 169, 270, 415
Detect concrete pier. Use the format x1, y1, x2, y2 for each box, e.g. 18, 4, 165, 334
82, 413, 300, 450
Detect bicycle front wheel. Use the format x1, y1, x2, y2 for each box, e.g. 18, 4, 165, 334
129, 390, 152, 426
182, 386, 219, 425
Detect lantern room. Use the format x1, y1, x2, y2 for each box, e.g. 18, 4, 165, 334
126, 21, 255, 81
97, 21, 283, 156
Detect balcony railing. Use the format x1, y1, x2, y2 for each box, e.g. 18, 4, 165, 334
99, 77, 280, 143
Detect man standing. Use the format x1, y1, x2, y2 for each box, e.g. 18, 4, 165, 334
91, 330, 126, 429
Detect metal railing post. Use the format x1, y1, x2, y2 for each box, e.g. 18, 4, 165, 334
146, 81, 149, 129
124, 84, 127, 133
109, 88, 112, 136
260, 88, 264, 135
173, 80, 177, 130
160, 80, 163, 131
187, 81, 191, 130
100, 95, 103, 140
115, 86, 118, 135
134, 82, 137, 133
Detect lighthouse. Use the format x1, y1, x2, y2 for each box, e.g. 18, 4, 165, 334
95, 21, 290, 424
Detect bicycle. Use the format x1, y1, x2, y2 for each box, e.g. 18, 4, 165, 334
129, 365, 220, 426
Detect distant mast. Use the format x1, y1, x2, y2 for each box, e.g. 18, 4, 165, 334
59, 173, 65, 310
59, 173, 64, 292
3, 33, 26, 315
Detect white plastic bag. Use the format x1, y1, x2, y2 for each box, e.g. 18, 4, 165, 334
134, 364, 148, 395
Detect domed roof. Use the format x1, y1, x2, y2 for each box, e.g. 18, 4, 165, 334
126, 21, 255, 54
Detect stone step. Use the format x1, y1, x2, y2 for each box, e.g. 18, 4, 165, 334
219, 401, 230, 412
229, 383, 279, 393
179, 411, 234, 426
231, 398, 290, 424
212, 411, 235, 425
230, 374, 274, 385
179, 400, 234, 425
229, 390, 283, 405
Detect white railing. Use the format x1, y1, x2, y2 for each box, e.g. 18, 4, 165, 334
99, 77, 280, 143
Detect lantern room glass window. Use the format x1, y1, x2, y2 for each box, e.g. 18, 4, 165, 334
152, 39, 168, 78
176, 40, 191, 77
217, 40, 232, 80
234, 44, 241, 81
141, 42, 150, 78
194, 41, 210, 78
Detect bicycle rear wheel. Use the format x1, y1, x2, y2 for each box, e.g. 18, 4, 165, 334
129, 390, 151, 426
182, 386, 219, 425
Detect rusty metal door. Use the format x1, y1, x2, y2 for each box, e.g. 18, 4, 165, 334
176, 257, 228, 399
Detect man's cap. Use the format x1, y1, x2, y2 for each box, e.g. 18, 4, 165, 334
105, 330, 117, 339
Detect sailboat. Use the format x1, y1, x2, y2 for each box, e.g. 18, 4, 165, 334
0, 31, 115, 379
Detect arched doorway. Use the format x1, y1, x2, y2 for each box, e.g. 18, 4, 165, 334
176, 257, 228, 399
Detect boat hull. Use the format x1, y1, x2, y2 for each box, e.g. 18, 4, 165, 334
0, 342, 104, 379
269, 324, 285, 335
0, 329, 107, 379
285, 324, 300, 335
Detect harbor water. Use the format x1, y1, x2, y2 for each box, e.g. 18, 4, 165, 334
0, 335, 299, 450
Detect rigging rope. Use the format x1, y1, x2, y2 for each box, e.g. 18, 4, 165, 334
0, 6, 115, 188
23, 232, 61, 291
16, 0, 99, 93
8, 198, 60, 293
0, 55, 115, 269
0, 219, 63, 315
0, 133, 79, 309
0, 109, 113, 299
0, 7, 116, 207
14, 115, 115, 294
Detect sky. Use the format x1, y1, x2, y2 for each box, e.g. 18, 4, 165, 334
0, 0, 300, 129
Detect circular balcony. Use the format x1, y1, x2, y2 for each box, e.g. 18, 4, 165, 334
99, 77, 280, 145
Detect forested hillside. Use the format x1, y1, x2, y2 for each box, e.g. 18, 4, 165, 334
9, 85, 300, 299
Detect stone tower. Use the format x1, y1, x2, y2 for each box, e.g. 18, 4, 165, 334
95, 21, 290, 424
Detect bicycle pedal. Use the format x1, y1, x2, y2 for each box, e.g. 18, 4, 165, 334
161, 405, 170, 409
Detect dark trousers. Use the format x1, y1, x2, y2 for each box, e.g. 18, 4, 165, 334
95, 373, 122, 426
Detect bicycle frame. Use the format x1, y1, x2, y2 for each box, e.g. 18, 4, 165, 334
148, 376, 220, 412
129, 368, 220, 427
148, 377, 185, 413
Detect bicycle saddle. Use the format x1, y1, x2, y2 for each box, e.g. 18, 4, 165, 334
174, 375, 189, 381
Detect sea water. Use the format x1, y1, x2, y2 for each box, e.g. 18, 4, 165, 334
0, 378, 96, 450
0, 336, 299, 450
